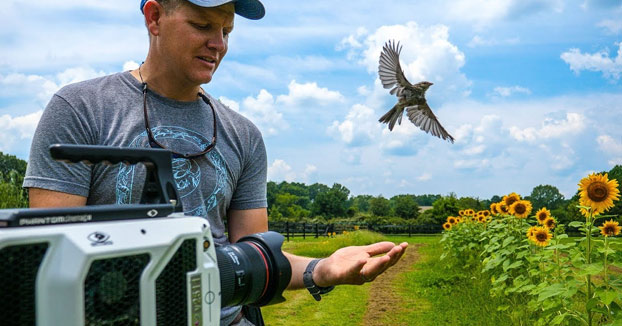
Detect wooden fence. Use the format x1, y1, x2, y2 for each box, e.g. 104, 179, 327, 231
267, 221, 442, 241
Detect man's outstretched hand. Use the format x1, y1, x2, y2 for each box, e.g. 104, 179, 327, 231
313, 241, 408, 286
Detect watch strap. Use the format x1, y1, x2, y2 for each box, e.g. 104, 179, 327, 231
303, 258, 335, 301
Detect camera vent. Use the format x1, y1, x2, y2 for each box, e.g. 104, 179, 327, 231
84, 254, 150, 326
156, 239, 197, 326
0, 243, 49, 326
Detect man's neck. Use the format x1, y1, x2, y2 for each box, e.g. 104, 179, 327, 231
130, 61, 201, 102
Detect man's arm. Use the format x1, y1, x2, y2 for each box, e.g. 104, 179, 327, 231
28, 188, 87, 208
227, 208, 407, 290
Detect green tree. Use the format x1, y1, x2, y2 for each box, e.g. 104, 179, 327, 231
351, 194, 373, 213
428, 194, 459, 224
370, 195, 391, 217
391, 194, 420, 220
308, 183, 330, 202
529, 184, 565, 211
0, 151, 28, 208
311, 183, 350, 218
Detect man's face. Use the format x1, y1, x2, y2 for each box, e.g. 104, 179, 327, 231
155, 2, 234, 86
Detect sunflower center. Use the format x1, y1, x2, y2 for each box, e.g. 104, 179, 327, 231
535, 232, 547, 242
537, 213, 546, 221
604, 226, 615, 235
514, 204, 526, 215
587, 181, 609, 203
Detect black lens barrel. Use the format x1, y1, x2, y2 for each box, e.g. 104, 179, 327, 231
217, 231, 291, 308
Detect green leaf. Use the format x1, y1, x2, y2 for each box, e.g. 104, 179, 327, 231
550, 313, 567, 325
587, 297, 600, 311
538, 283, 566, 302
598, 289, 619, 306
502, 236, 515, 247
497, 305, 510, 311
577, 263, 604, 276
569, 221, 584, 228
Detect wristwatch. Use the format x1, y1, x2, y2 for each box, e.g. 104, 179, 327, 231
303, 258, 335, 301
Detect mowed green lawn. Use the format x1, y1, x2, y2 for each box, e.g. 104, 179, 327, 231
261, 233, 443, 326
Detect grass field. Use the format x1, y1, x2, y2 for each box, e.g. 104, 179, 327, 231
260, 233, 501, 326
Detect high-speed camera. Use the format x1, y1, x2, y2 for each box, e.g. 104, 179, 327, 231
0, 144, 291, 326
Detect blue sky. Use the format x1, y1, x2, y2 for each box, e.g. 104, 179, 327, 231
1, 0, 622, 200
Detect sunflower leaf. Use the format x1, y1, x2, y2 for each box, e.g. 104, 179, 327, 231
568, 221, 584, 228
537, 283, 566, 302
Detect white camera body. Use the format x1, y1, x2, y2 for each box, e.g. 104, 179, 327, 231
0, 212, 222, 326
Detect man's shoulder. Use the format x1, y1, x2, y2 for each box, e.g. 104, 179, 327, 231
55, 71, 134, 100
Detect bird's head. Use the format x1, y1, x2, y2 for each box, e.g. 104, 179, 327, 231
417, 81, 434, 91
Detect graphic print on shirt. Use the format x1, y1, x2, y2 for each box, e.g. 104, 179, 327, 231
115, 126, 227, 217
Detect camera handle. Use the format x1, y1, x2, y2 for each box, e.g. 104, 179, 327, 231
50, 144, 180, 207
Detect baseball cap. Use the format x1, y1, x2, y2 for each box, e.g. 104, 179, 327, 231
140, 0, 265, 20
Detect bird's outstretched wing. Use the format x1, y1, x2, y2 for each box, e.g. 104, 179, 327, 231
378, 40, 412, 96
405, 104, 455, 143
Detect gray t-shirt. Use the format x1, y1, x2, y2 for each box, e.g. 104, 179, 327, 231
24, 71, 267, 324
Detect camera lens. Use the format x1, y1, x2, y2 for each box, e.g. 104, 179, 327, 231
216, 231, 291, 308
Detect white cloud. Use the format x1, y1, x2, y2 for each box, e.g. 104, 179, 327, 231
468, 35, 520, 48
267, 159, 296, 182
339, 21, 471, 99
267, 160, 317, 183
417, 173, 432, 181
218, 96, 240, 112
561, 43, 622, 80
509, 112, 586, 142
123, 61, 140, 71
328, 104, 379, 146
240, 90, 288, 136
0, 110, 42, 154
597, 19, 622, 34
0, 66, 106, 105
492, 86, 532, 97
597, 135, 622, 155
276, 80, 344, 107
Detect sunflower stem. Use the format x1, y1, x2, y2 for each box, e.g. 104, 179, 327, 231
586, 212, 593, 326
604, 235, 609, 290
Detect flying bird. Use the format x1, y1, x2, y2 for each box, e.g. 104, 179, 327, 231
378, 40, 454, 143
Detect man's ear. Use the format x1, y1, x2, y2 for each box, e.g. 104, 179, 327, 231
143, 0, 164, 36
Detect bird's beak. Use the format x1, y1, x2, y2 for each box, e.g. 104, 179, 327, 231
429, 82, 434, 86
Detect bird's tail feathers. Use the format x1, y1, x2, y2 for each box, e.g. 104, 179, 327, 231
379, 104, 401, 131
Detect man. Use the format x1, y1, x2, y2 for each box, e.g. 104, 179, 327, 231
23, 0, 408, 325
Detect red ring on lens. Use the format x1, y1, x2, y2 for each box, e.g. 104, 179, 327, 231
246, 242, 270, 299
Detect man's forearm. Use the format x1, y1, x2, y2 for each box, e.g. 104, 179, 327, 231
284, 252, 322, 290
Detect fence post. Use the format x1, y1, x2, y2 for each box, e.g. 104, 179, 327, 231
303, 222, 306, 239
286, 221, 290, 242
315, 223, 319, 238
408, 224, 412, 237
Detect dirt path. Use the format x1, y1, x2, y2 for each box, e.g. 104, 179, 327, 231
362, 243, 423, 326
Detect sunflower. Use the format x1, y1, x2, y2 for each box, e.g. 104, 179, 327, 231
456, 217, 463, 224
478, 210, 491, 217
532, 227, 552, 247
535, 207, 551, 225
465, 209, 475, 216
477, 214, 485, 223
599, 220, 621, 237
447, 216, 457, 225
510, 200, 532, 218
459, 210, 465, 216
443, 222, 452, 231
490, 203, 499, 215
498, 203, 509, 215
504, 192, 521, 207
543, 217, 556, 230
526, 225, 538, 241
578, 173, 620, 216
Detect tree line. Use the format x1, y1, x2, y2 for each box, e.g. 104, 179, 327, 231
2, 150, 622, 227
